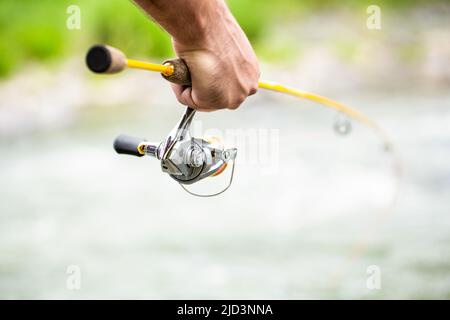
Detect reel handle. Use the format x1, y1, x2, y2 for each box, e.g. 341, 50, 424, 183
86, 45, 192, 86
113, 134, 145, 157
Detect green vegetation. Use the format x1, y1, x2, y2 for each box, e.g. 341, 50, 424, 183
0, 0, 443, 77
0, 0, 172, 77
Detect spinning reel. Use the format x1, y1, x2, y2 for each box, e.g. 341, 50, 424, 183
86, 45, 237, 196
113, 107, 237, 196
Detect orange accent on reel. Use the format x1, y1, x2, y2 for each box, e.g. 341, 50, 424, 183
204, 136, 228, 176
212, 162, 228, 177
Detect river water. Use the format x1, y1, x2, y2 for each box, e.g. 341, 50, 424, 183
0, 72, 449, 298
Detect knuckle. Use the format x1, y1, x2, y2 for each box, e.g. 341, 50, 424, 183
227, 94, 246, 110
249, 83, 258, 96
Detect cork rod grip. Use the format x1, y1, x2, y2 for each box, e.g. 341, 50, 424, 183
162, 58, 192, 86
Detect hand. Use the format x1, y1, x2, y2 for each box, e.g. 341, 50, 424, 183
170, 11, 260, 111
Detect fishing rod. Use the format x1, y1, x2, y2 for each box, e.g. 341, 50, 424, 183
85, 44, 399, 197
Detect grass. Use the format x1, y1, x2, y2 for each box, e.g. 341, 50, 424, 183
0, 0, 443, 78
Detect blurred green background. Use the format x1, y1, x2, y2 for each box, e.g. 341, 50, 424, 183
0, 0, 445, 77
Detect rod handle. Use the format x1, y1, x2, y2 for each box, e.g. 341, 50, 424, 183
113, 134, 145, 157
86, 44, 192, 85
161, 58, 192, 86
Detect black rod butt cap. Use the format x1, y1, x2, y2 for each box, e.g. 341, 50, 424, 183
86, 45, 112, 73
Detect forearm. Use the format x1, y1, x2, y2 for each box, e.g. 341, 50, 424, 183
133, 0, 233, 46
133, 0, 259, 111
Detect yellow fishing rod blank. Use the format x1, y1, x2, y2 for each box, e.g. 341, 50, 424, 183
85, 44, 392, 147
127, 59, 174, 76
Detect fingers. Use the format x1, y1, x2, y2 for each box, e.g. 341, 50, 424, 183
171, 84, 195, 107
171, 84, 256, 112
171, 80, 258, 112
171, 84, 216, 112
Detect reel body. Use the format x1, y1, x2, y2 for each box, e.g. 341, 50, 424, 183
113, 107, 237, 195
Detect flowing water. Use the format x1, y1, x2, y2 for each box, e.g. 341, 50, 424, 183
1, 69, 449, 298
